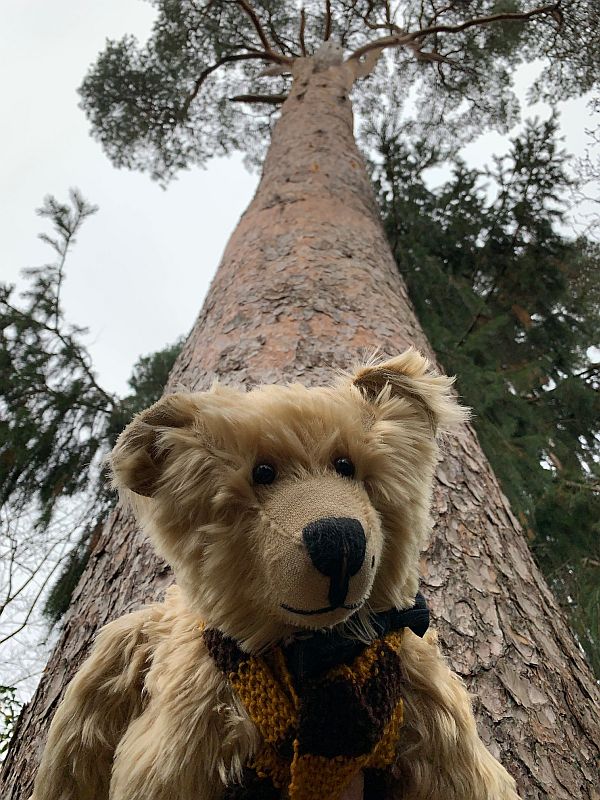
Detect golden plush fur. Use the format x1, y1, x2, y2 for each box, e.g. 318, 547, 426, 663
32, 350, 520, 800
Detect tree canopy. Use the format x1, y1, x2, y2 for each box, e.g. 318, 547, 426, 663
376, 116, 599, 674
79, 0, 599, 181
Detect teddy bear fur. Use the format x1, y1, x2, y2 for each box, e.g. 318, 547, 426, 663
31, 350, 520, 800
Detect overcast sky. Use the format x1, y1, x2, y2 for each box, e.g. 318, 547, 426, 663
1, 1, 596, 398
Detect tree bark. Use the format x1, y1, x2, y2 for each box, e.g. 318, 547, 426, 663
2, 56, 599, 799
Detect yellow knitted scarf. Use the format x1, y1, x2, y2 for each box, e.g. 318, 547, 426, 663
204, 627, 406, 800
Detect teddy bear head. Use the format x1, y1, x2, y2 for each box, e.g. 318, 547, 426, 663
111, 350, 466, 651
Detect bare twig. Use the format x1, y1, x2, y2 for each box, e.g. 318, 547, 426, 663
385, 0, 396, 35
362, 0, 397, 33
0, 539, 17, 616
53, 235, 69, 330
0, 555, 65, 646
234, 0, 292, 64
0, 537, 69, 620
265, 6, 297, 57
572, 364, 600, 380
362, 0, 474, 76
235, 0, 273, 52
412, 47, 477, 74
429, 2, 459, 24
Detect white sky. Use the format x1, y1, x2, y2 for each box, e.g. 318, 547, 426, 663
1, 1, 258, 398
1, 1, 596, 398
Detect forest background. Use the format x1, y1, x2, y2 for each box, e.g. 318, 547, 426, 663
1, 0, 598, 754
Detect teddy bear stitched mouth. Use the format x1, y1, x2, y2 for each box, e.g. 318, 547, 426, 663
280, 599, 364, 616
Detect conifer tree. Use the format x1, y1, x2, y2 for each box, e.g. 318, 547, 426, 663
0, 193, 182, 703
376, 116, 599, 674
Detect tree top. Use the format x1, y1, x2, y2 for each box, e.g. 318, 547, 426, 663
79, 1, 598, 181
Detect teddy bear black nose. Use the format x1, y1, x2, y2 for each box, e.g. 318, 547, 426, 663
302, 517, 366, 608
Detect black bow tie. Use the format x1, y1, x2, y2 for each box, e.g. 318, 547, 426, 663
282, 591, 430, 683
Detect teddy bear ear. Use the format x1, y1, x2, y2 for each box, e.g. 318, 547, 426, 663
352, 349, 469, 436
110, 393, 198, 497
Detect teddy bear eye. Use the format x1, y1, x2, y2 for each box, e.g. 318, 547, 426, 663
333, 457, 355, 478
252, 463, 277, 485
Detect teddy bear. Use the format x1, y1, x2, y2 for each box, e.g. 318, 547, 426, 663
31, 350, 520, 800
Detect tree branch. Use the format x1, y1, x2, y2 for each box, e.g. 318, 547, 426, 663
324, 0, 332, 41
53, 235, 69, 330
573, 364, 600, 380
229, 93, 288, 105
265, 6, 297, 57
561, 479, 600, 494
234, 0, 292, 64
359, 0, 476, 73
351, 47, 384, 80
180, 52, 281, 118
1, 297, 118, 409
362, 0, 396, 33
299, 7, 307, 57
235, 0, 272, 51
0, 547, 70, 646
349, 2, 561, 61
0, 536, 68, 620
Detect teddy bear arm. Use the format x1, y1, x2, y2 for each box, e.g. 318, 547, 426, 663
108, 625, 257, 800
389, 631, 521, 800
31, 607, 155, 800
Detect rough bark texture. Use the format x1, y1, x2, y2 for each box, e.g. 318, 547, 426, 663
2, 57, 599, 799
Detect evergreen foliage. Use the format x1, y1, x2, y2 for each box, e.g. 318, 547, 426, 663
0, 685, 22, 759
78, 0, 599, 182
42, 341, 184, 624
41, 531, 96, 624
0, 193, 107, 529
376, 117, 600, 674
0, 192, 183, 623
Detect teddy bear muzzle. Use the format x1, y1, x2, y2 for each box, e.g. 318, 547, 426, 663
279, 515, 374, 619
258, 475, 380, 624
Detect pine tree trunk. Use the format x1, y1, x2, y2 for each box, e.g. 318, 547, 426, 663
2, 57, 599, 799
